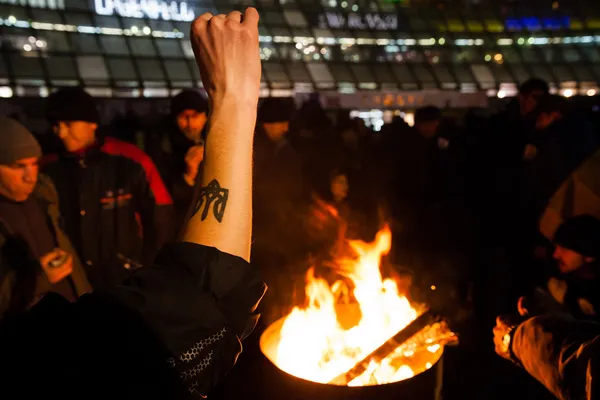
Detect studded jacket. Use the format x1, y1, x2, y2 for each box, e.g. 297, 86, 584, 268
0, 242, 267, 399
42, 136, 173, 290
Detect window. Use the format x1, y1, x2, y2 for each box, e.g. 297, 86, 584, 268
187, 60, 201, 81
156, 40, 183, 58
0, 4, 29, 19
137, 60, 165, 80
432, 65, 455, 85
329, 64, 354, 82
470, 64, 495, 88
571, 65, 595, 82
284, 10, 308, 27
46, 55, 78, 79
40, 32, 72, 53
129, 38, 157, 57
107, 58, 138, 80
551, 65, 574, 82
100, 37, 130, 55
263, 12, 286, 25
263, 63, 289, 83
306, 62, 333, 83
94, 16, 121, 29
562, 47, 582, 62
64, 0, 91, 11
372, 64, 394, 83
286, 62, 311, 82
180, 41, 195, 59
72, 33, 102, 54
413, 66, 435, 85
30, 9, 63, 23
350, 64, 375, 82
148, 20, 175, 31
511, 64, 532, 84
62, 12, 93, 26
488, 64, 513, 83
164, 60, 192, 81
77, 56, 110, 81
9, 55, 44, 78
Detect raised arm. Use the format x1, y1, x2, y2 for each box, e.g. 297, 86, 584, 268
181, 9, 261, 262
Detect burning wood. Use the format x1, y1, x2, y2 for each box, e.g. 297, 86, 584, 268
328, 310, 442, 385
261, 225, 456, 387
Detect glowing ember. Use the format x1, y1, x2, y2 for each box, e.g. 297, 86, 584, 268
261, 226, 446, 386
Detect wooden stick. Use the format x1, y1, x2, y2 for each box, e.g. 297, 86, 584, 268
328, 309, 441, 385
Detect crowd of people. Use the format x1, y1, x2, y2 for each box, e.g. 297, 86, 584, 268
0, 7, 600, 398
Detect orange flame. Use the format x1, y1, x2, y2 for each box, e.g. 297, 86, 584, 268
273, 225, 427, 385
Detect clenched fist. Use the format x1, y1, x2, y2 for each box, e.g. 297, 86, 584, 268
190, 8, 261, 107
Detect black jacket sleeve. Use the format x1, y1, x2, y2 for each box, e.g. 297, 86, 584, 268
0, 243, 266, 399
108, 242, 267, 396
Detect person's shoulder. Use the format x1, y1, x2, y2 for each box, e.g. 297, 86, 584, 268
33, 173, 59, 204
39, 154, 59, 169
101, 137, 154, 167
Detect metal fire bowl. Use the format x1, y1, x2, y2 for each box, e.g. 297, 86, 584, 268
259, 305, 444, 400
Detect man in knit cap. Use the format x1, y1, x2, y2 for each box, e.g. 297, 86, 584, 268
544, 214, 600, 319
146, 89, 208, 239
0, 117, 91, 319
44, 87, 173, 291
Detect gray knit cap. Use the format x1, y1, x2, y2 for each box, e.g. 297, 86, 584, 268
0, 117, 42, 165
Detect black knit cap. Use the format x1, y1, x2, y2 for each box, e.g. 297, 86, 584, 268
171, 90, 208, 117
258, 97, 295, 123
46, 87, 100, 124
553, 215, 600, 258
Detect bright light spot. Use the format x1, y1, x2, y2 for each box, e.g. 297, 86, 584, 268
497, 90, 506, 99
131, 26, 138, 33
23, 44, 32, 51
328, 0, 337, 6
438, 38, 445, 45
35, 40, 45, 48
528, 37, 535, 44
0, 87, 13, 98
8, 16, 16, 24
430, 285, 436, 291
427, 344, 441, 353
341, 0, 347, 7
426, 362, 433, 369
587, 89, 597, 96
494, 53, 503, 61
517, 38, 525, 45
28, 36, 36, 43
295, 42, 303, 49
484, 54, 491, 62
142, 26, 151, 35
563, 89, 574, 98
352, 4, 358, 11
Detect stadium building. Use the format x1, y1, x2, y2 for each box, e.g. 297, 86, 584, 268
0, 0, 599, 120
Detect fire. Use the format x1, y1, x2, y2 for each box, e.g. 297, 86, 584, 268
270, 225, 436, 386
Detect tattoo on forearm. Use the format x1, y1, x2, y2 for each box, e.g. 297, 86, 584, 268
193, 179, 229, 223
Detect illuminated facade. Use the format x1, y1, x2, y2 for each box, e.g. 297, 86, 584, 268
0, 0, 599, 98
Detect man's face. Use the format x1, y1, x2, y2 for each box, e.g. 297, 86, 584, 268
330, 174, 349, 203
176, 110, 207, 143
553, 245, 594, 274
0, 157, 39, 202
519, 90, 545, 116
416, 120, 440, 139
263, 121, 289, 142
53, 121, 97, 152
